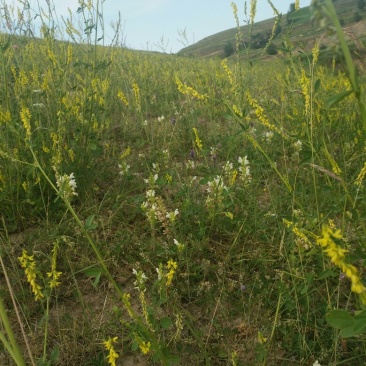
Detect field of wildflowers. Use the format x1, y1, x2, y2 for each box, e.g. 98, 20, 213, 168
1, 0, 366, 365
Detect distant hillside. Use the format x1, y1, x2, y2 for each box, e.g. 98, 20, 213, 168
177, 0, 366, 59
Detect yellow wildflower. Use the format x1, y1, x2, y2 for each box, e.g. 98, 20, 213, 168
299, 69, 311, 116
20, 106, 32, 140
247, 92, 284, 136
120, 147, 131, 160
117, 90, 129, 106
132, 82, 141, 111
355, 161, 366, 187
175, 77, 207, 101
192, 127, 203, 151
103, 337, 119, 366
139, 341, 151, 355
122, 293, 134, 319
18, 250, 44, 301
46, 241, 62, 289
166, 259, 178, 286
317, 225, 366, 303
250, 0, 258, 26
67, 44, 72, 65
258, 331, 267, 344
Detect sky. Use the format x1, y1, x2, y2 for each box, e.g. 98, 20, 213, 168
4, 0, 313, 53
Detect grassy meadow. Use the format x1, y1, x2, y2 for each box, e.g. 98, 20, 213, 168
1, 0, 366, 365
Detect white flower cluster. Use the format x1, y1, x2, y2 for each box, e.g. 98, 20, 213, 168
264, 131, 274, 143
293, 139, 303, 158
206, 175, 228, 195
55, 171, 78, 200
144, 174, 158, 186
186, 160, 195, 170
118, 161, 130, 176
205, 175, 228, 215
166, 209, 179, 223
132, 268, 147, 291
141, 189, 159, 224
222, 161, 234, 180
238, 156, 252, 184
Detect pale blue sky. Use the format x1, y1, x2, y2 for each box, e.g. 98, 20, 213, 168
102, 0, 313, 52
5, 0, 313, 52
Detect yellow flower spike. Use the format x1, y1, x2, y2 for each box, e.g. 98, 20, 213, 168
117, 90, 129, 106
103, 337, 119, 366
258, 331, 267, 344
46, 240, 62, 289
18, 250, 44, 301
283, 219, 314, 248
20, 106, 32, 140
132, 82, 141, 111
166, 259, 178, 286
246, 92, 285, 137
192, 127, 203, 151
355, 161, 366, 187
175, 77, 207, 101
249, 0, 258, 26
120, 147, 131, 160
299, 69, 311, 116
122, 293, 135, 319
317, 225, 366, 304
312, 40, 320, 66
221, 59, 234, 87
232, 105, 243, 117
230, 170, 238, 186
322, 147, 342, 175
139, 341, 151, 355
66, 44, 72, 65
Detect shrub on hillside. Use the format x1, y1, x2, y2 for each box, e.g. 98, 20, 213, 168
266, 43, 278, 55
223, 41, 234, 57
354, 11, 362, 22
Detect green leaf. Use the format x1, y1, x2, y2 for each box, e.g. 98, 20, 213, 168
340, 325, 358, 338
318, 269, 338, 279
49, 345, 59, 362
314, 79, 321, 93
352, 310, 366, 334
300, 284, 308, 295
326, 309, 354, 329
83, 267, 103, 288
224, 212, 233, 220
326, 90, 353, 108
160, 317, 173, 330
199, 176, 210, 185
89, 142, 97, 151
85, 215, 98, 230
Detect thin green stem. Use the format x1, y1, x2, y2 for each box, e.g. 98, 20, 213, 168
0, 297, 26, 366
323, 0, 366, 132
0, 247, 35, 366
42, 295, 50, 362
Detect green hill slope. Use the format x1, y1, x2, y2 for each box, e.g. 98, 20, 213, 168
178, 0, 366, 59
